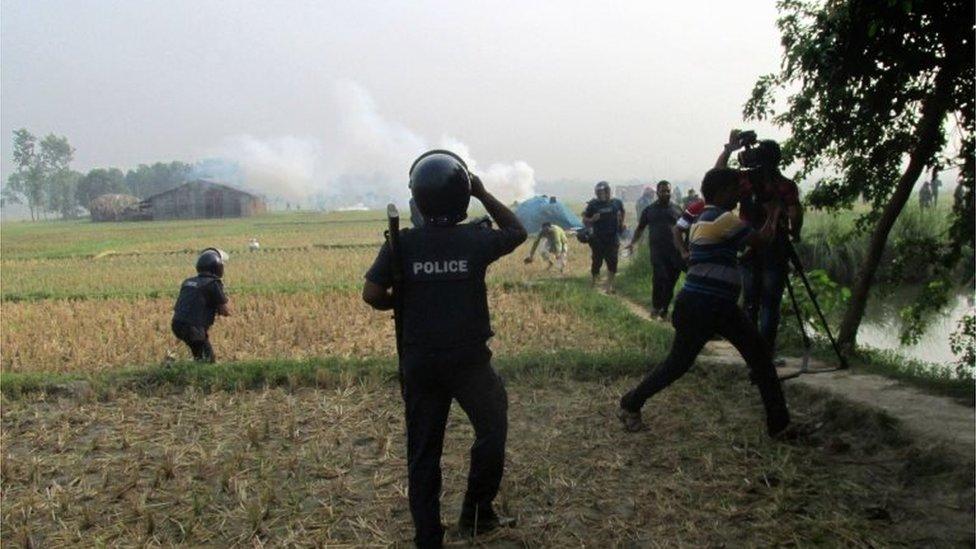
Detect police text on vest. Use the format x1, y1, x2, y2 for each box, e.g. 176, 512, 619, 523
413, 260, 469, 275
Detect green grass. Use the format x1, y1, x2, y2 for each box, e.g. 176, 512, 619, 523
0, 211, 387, 260
616, 241, 656, 310
795, 201, 966, 286
0, 349, 656, 400
527, 277, 673, 350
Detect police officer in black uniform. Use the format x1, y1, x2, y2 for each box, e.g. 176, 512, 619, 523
363, 151, 526, 548
171, 248, 230, 362
582, 181, 625, 293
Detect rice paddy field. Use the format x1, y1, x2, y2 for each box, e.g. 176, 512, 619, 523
2, 210, 973, 546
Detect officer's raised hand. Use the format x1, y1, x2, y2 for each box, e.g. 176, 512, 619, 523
467, 173, 527, 241
726, 129, 743, 152
470, 173, 487, 200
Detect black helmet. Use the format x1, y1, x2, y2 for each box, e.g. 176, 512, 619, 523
409, 150, 471, 226
595, 181, 611, 197
196, 247, 228, 277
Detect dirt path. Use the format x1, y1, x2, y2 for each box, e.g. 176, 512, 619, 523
612, 291, 976, 458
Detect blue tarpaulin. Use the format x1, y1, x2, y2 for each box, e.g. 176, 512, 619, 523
514, 195, 583, 233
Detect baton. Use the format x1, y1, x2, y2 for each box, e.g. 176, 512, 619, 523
385, 204, 405, 375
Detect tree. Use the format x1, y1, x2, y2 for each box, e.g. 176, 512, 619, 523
45, 169, 84, 219
2, 172, 26, 211
745, 0, 974, 352
124, 161, 192, 198
76, 167, 127, 207
38, 134, 79, 219
5, 129, 45, 220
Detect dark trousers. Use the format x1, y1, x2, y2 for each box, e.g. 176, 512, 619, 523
650, 253, 682, 315
171, 320, 215, 363
621, 291, 789, 435
401, 344, 508, 548
740, 254, 788, 353
589, 237, 619, 275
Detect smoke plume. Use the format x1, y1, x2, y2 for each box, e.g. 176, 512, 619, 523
196, 81, 536, 209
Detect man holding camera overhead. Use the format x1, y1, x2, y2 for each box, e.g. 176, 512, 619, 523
717, 129, 804, 359
617, 139, 791, 437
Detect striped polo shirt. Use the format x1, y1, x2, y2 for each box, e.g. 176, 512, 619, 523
682, 205, 754, 301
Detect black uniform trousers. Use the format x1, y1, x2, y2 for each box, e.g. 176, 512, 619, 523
400, 343, 508, 548
171, 320, 215, 363
650, 251, 683, 315
621, 290, 789, 435
589, 235, 619, 275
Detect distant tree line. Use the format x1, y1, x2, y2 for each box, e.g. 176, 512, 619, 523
2, 128, 193, 220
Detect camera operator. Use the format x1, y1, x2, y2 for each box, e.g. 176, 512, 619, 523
716, 129, 804, 359
617, 167, 791, 438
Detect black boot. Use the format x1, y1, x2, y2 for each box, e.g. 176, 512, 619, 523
457, 503, 515, 537
756, 377, 790, 437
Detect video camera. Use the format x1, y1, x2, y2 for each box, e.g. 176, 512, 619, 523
734, 130, 784, 205
736, 130, 781, 170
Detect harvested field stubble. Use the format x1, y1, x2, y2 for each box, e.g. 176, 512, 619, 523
2, 288, 642, 373
1, 247, 378, 300
3, 369, 971, 546
0, 212, 388, 260
2, 238, 591, 301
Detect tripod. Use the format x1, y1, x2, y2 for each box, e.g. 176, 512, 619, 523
755, 236, 850, 380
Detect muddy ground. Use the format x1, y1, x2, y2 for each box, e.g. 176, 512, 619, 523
3, 366, 973, 547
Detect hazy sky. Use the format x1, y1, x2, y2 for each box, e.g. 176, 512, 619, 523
1, 1, 789, 192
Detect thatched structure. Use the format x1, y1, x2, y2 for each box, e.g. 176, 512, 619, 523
137, 180, 266, 221
89, 194, 140, 222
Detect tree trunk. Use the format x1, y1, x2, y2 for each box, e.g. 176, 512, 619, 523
837, 71, 954, 352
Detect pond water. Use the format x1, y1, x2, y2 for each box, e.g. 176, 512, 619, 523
858, 290, 974, 367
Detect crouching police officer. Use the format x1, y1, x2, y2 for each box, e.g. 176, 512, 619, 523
171, 248, 231, 363
362, 150, 526, 548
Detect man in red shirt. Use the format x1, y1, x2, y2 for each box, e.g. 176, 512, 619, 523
716, 130, 804, 358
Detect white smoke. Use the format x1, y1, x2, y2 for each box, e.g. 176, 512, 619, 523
437, 136, 536, 205
201, 80, 536, 209
209, 135, 321, 201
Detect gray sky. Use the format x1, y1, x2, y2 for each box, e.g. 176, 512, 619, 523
1, 0, 788, 196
